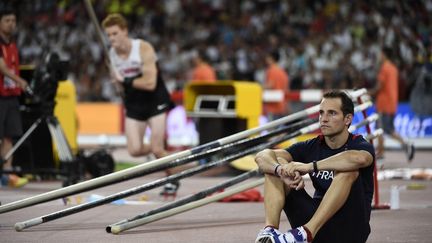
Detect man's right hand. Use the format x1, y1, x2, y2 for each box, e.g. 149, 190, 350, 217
277, 157, 306, 190
280, 171, 305, 190
16, 77, 28, 89
110, 68, 124, 83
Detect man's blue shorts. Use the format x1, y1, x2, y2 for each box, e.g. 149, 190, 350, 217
377, 113, 395, 134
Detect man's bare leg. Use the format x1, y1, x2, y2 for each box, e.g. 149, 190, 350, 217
264, 173, 286, 228
304, 171, 359, 237
390, 132, 406, 146
376, 134, 384, 158
124, 117, 151, 157
1, 138, 13, 169
377, 132, 413, 162
148, 113, 168, 159
148, 113, 181, 175
1, 138, 28, 187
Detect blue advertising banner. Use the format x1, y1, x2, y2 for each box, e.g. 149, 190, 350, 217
164, 103, 432, 148
352, 103, 432, 138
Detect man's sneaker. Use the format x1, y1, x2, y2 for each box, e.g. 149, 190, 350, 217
160, 181, 180, 198
1, 174, 28, 188
405, 142, 415, 162
255, 226, 282, 243
277, 226, 311, 243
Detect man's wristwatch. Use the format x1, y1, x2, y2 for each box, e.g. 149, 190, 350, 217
313, 161, 318, 173
274, 164, 281, 177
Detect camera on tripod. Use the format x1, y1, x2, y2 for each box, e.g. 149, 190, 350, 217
21, 52, 68, 116
11, 52, 114, 186
6, 52, 74, 181
6, 52, 115, 186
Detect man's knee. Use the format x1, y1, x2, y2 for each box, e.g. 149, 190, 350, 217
264, 173, 286, 193
128, 148, 142, 157
151, 146, 166, 158
128, 145, 150, 157
264, 172, 281, 183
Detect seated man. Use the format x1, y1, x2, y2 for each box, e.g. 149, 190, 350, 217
254, 90, 375, 243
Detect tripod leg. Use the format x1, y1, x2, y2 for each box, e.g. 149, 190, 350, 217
46, 116, 80, 187
2, 117, 44, 163
46, 117, 74, 161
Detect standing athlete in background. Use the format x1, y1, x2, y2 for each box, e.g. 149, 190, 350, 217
369, 47, 415, 163
0, 7, 29, 188
102, 13, 178, 195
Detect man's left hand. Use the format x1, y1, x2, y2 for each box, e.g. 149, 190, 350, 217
277, 157, 311, 177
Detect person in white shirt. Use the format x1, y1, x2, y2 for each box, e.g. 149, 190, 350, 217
102, 13, 178, 195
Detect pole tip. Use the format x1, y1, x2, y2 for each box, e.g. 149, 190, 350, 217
110, 225, 121, 234
105, 226, 112, 233
14, 222, 26, 232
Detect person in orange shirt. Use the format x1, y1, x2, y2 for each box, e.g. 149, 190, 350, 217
369, 47, 414, 163
190, 49, 216, 83
263, 50, 290, 120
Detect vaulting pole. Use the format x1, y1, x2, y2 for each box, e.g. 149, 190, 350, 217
14, 121, 320, 231
1, 89, 366, 214
110, 177, 265, 234
104, 169, 261, 233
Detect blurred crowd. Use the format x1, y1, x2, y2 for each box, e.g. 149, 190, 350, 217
6, 0, 432, 102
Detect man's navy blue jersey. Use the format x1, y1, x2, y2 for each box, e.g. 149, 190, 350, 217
286, 133, 375, 210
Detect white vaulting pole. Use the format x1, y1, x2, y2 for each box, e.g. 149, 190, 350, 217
0, 89, 367, 214
83, 0, 124, 97
14, 124, 309, 231
365, 128, 383, 141
110, 178, 265, 234
348, 113, 379, 132
83, 0, 112, 70
0, 104, 315, 214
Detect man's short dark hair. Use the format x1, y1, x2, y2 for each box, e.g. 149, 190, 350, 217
269, 50, 280, 62
382, 47, 394, 60
197, 49, 209, 63
0, 6, 15, 19
323, 90, 354, 116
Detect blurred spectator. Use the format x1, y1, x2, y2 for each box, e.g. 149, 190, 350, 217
4, 0, 430, 102
263, 50, 290, 120
190, 49, 216, 83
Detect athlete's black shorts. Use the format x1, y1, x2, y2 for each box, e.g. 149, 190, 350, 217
377, 113, 395, 134
283, 177, 371, 243
125, 102, 171, 121
0, 96, 23, 138
122, 74, 173, 121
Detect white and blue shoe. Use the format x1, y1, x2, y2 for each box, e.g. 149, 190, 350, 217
278, 226, 310, 243
255, 226, 283, 243
160, 181, 180, 198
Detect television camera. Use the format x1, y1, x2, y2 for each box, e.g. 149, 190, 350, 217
21, 52, 68, 115
5, 52, 113, 186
